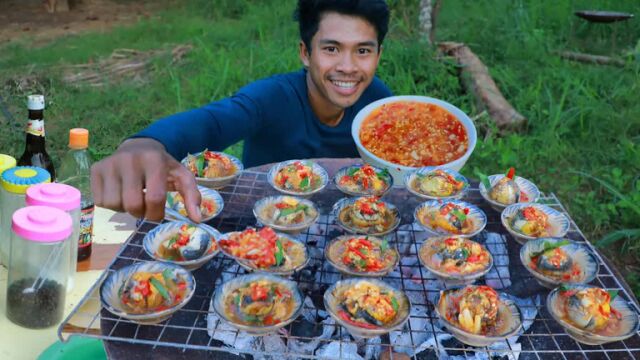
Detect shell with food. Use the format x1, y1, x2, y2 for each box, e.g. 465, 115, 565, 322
435, 285, 522, 346
267, 160, 328, 196
181, 150, 243, 188
501, 203, 569, 244
334, 196, 400, 236
547, 284, 639, 345
479, 169, 540, 212
414, 200, 487, 237
520, 238, 598, 288
325, 235, 399, 276
333, 163, 393, 196
324, 278, 410, 338
253, 195, 319, 233
404, 167, 469, 199
418, 236, 493, 286
165, 186, 223, 222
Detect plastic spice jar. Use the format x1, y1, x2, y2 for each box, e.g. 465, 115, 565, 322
0, 166, 51, 266
0, 154, 17, 257
26, 183, 81, 292
6, 205, 72, 329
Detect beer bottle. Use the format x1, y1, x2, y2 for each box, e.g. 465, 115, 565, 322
17, 95, 56, 181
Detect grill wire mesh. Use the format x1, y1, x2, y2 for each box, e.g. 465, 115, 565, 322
58, 170, 640, 359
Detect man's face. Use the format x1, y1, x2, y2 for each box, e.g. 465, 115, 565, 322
300, 12, 382, 122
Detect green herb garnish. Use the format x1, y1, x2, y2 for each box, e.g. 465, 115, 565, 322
380, 240, 389, 252
451, 208, 467, 223
274, 239, 284, 266
150, 277, 171, 301
608, 290, 619, 301
377, 168, 390, 181
234, 294, 241, 305
347, 167, 359, 177
531, 239, 571, 258
299, 177, 310, 189
461, 248, 470, 261
195, 155, 205, 177
166, 194, 175, 208
277, 204, 307, 219
391, 297, 399, 312
559, 284, 572, 292
474, 168, 492, 190
356, 259, 367, 269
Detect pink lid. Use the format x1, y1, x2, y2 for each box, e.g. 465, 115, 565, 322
26, 183, 81, 211
12, 206, 73, 242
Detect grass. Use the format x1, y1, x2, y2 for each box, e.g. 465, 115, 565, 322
0, 0, 639, 295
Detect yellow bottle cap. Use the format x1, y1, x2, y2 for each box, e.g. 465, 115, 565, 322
1, 166, 51, 194
69, 128, 89, 149
0, 154, 16, 174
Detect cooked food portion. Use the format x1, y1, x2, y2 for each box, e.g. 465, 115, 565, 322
359, 101, 468, 167
155, 224, 215, 261
511, 206, 549, 237
186, 150, 237, 178
166, 192, 217, 219
274, 161, 322, 193
421, 202, 474, 235
420, 237, 491, 275
337, 281, 400, 329
560, 287, 622, 333
338, 196, 397, 234
528, 240, 584, 282
412, 169, 465, 197
258, 196, 317, 227
119, 269, 189, 314
328, 236, 398, 273
440, 285, 504, 335
337, 164, 390, 195
223, 279, 298, 326
488, 168, 524, 205
218, 227, 306, 271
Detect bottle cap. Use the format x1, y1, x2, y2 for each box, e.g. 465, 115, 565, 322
26, 183, 81, 211
68, 128, 89, 149
12, 205, 72, 242
27, 95, 45, 110
1, 166, 51, 194
0, 154, 16, 174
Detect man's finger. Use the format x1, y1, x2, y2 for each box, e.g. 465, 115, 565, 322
142, 156, 168, 222
169, 164, 201, 223
90, 162, 105, 207
121, 167, 146, 219
100, 165, 124, 212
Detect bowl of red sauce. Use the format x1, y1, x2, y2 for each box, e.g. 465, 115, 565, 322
352, 96, 477, 185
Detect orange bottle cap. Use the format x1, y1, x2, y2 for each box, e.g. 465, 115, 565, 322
69, 128, 89, 149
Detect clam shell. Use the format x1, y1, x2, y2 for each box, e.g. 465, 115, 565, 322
333, 197, 401, 236
211, 273, 303, 335
414, 200, 487, 237
165, 185, 224, 222
418, 236, 493, 286
180, 151, 243, 189
324, 235, 399, 277
143, 221, 221, 271
480, 175, 540, 212
547, 284, 639, 345
100, 261, 195, 324
435, 286, 522, 347
324, 278, 411, 338
404, 167, 470, 200
218, 229, 309, 276
252, 195, 319, 234
520, 238, 599, 288
266, 160, 328, 196
332, 163, 393, 197
501, 203, 570, 244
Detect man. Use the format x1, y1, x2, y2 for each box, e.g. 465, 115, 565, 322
91, 0, 391, 222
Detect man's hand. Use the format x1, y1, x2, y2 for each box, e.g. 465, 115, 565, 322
91, 138, 202, 222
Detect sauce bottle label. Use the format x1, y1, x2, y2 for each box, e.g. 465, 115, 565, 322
79, 204, 94, 247
26, 119, 45, 137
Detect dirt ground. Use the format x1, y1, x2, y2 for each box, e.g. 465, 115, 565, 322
0, 0, 166, 46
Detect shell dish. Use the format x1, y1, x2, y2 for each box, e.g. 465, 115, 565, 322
479, 173, 540, 212
253, 195, 319, 233
182, 150, 243, 188
405, 167, 469, 200
165, 186, 224, 222
324, 278, 410, 338
418, 236, 493, 285
436, 285, 522, 346
218, 227, 308, 275
325, 235, 399, 277
414, 200, 487, 237
212, 273, 303, 335
520, 238, 598, 288
501, 203, 569, 244
333, 163, 393, 196
334, 196, 400, 236
547, 284, 639, 345
267, 160, 328, 196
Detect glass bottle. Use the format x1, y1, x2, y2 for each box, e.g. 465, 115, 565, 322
58, 128, 94, 261
17, 95, 56, 181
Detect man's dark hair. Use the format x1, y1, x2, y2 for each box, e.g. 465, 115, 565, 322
294, 0, 390, 52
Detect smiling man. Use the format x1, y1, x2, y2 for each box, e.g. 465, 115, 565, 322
91, 0, 391, 222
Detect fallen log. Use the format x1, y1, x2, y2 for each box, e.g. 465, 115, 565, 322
558, 51, 626, 67
438, 42, 527, 132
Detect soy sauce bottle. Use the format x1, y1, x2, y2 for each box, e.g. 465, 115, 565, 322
17, 95, 56, 182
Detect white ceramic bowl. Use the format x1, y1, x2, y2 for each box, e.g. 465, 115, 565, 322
352, 95, 477, 186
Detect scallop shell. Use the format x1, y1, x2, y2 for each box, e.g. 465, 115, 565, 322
414, 199, 487, 237
501, 203, 570, 244
520, 238, 598, 288
100, 261, 195, 324
212, 273, 303, 335
333, 197, 401, 236
180, 151, 243, 189
418, 236, 493, 286
332, 163, 393, 197
165, 185, 224, 222
404, 167, 470, 200
266, 160, 328, 196
324, 235, 399, 277
252, 195, 319, 234
479, 175, 540, 212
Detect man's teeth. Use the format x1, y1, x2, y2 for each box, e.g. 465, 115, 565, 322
332, 80, 357, 88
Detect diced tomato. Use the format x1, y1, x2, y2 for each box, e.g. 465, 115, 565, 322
251, 283, 269, 301
275, 202, 289, 209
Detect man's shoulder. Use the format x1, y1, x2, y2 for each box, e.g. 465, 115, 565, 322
237, 70, 305, 99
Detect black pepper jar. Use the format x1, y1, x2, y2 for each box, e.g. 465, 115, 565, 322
6, 205, 71, 329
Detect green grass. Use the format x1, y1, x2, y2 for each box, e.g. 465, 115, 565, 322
1, 0, 639, 294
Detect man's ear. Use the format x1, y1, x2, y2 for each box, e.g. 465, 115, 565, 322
299, 40, 310, 68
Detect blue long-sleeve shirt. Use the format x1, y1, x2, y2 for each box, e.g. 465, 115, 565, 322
133, 69, 392, 168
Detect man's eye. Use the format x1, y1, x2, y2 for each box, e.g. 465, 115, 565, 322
358, 48, 372, 55
324, 46, 337, 53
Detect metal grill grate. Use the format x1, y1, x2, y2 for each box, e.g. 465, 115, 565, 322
58, 170, 640, 359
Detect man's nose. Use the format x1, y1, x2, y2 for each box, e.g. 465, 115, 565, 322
335, 52, 357, 73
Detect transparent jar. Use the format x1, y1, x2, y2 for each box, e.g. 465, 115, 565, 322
6, 205, 72, 329
0, 154, 17, 258
0, 166, 51, 266
26, 183, 81, 292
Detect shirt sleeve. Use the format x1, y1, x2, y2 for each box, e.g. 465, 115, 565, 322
131, 80, 273, 161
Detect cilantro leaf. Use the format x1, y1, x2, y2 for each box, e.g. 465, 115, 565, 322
380, 240, 389, 252
474, 168, 492, 190
608, 290, 619, 301
531, 239, 571, 258
274, 239, 284, 266
451, 208, 467, 223
391, 297, 399, 312
347, 167, 359, 176
299, 177, 310, 189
